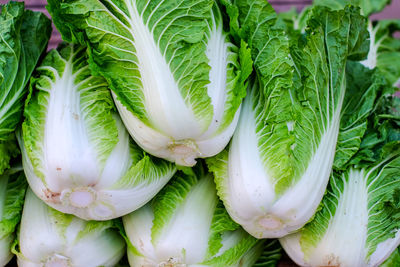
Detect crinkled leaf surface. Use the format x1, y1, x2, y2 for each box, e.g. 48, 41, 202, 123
0, 2, 51, 174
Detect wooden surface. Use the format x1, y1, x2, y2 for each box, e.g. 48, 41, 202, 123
0, 0, 399, 266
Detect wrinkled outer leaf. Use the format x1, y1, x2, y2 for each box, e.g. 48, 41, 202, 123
312, 0, 400, 86
0, 2, 51, 174
0, 169, 27, 240
333, 62, 392, 169
0, 167, 27, 266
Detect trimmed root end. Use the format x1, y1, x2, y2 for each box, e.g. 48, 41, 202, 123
257, 215, 283, 230
45, 254, 70, 267
168, 140, 200, 166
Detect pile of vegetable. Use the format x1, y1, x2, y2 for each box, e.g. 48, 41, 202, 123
0, 0, 399, 266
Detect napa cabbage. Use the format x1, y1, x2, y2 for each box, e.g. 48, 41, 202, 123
0, 1, 51, 174
16, 189, 126, 267
280, 94, 400, 267
47, 0, 252, 166
207, 1, 376, 238
19, 44, 176, 221
122, 165, 271, 266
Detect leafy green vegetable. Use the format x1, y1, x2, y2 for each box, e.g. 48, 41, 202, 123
47, 0, 252, 166
0, 166, 27, 266
208, 1, 373, 238
19, 43, 176, 221
280, 93, 400, 267
312, 0, 400, 86
0, 1, 51, 174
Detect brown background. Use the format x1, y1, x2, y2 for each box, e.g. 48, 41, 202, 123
1, 0, 400, 266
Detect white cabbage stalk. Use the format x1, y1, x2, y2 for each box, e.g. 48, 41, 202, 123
208, 2, 371, 238
17, 189, 125, 267
280, 155, 400, 267
0, 167, 26, 266
123, 168, 260, 266
47, 0, 252, 166
19, 44, 176, 220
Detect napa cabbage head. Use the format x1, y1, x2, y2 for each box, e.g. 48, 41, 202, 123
19, 43, 176, 221
122, 164, 267, 267
280, 93, 400, 267
0, 2, 51, 174
47, 0, 252, 166
16, 189, 126, 267
207, 2, 374, 238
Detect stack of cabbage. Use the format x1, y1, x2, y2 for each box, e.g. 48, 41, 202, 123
0, 0, 399, 266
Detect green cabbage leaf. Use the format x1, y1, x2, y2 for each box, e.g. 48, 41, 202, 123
0, 2, 51, 174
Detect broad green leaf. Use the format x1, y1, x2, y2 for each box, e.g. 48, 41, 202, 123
333, 62, 389, 169
311, 0, 400, 86
0, 2, 51, 174
0, 167, 27, 266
